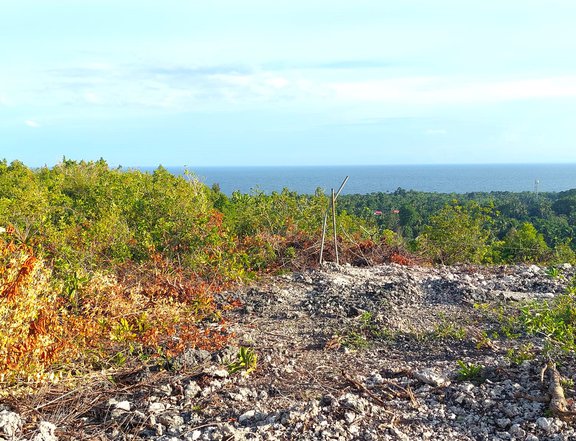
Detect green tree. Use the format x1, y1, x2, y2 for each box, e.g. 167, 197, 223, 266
417, 201, 492, 264
499, 222, 550, 263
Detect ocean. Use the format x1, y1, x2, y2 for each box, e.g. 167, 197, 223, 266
153, 164, 576, 196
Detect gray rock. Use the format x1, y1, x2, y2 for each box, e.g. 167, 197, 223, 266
149, 402, 167, 413
188, 430, 202, 440
414, 368, 449, 387
344, 411, 356, 424
32, 422, 57, 441
115, 400, 131, 411
536, 417, 553, 433
0, 411, 20, 439
509, 424, 526, 438
154, 423, 165, 436
390, 427, 410, 441
158, 413, 185, 430
502, 404, 520, 418
208, 367, 229, 378
158, 384, 173, 396
528, 265, 541, 274
238, 410, 256, 423
178, 348, 212, 367
185, 381, 202, 398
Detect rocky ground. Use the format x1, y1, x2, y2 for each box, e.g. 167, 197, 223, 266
3, 263, 576, 441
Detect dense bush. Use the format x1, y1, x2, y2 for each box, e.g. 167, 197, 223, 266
416, 201, 492, 264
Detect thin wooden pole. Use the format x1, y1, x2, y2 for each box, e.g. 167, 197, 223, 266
319, 176, 348, 265
332, 188, 339, 265
335, 176, 349, 198
319, 210, 328, 264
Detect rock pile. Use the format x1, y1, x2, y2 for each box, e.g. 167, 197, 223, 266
3, 263, 576, 440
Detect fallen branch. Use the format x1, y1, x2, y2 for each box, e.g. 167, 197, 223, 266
546, 362, 569, 416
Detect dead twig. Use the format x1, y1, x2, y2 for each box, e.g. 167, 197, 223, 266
513, 391, 548, 403
365, 375, 420, 409
341, 371, 396, 416
405, 386, 419, 409
540, 363, 548, 385
188, 421, 226, 431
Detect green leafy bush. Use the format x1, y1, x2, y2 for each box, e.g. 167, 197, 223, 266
417, 201, 492, 264
498, 222, 550, 263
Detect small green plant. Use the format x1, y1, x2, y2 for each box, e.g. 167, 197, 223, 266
519, 293, 576, 353
474, 330, 494, 350
456, 360, 484, 381
474, 303, 521, 340
505, 343, 535, 365
546, 266, 561, 279
433, 318, 467, 340
227, 346, 258, 375
340, 311, 390, 349
61, 269, 89, 313
342, 331, 370, 349
561, 377, 574, 390
110, 317, 137, 342
112, 351, 128, 367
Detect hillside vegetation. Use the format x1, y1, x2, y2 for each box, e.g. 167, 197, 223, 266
1, 159, 575, 385
0, 159, 377, 385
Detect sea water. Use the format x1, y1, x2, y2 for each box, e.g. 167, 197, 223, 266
148, 164, 576, 195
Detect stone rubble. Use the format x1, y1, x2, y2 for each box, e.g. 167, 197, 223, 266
4, 263, 576, 440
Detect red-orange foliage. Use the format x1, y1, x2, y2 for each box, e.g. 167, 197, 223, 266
0, 232, 67, 381
390, 253, 413, 266
0, 228, 232, 385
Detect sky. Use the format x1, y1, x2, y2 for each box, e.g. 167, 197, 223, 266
2, 0, 576, 167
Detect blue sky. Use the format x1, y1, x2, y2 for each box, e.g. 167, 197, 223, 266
2, 0, 576, 166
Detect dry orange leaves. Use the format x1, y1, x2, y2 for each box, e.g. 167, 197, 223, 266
0, 227, 232, 387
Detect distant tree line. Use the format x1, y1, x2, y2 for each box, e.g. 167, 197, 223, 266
338, 188, 576, 264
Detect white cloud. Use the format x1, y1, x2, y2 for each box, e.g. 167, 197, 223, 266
83, 91, 103, 104
329, 76, 576, 105
25, 119, 40, 128
17, 58, 576, 116
264, 76, 289, 88
425, 128, 448, 135
36, 62, 314, 110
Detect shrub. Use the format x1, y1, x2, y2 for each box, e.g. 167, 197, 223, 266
499, 222, 550, 263
0, 227, 231, 385
417, 202, 492, 264
0, 231, 65, 382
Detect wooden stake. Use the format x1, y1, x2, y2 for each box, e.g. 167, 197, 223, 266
332, 188, 339, 265
318, 176, 348, 265
319, 210, 328, 265
335, 176, 349, 198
